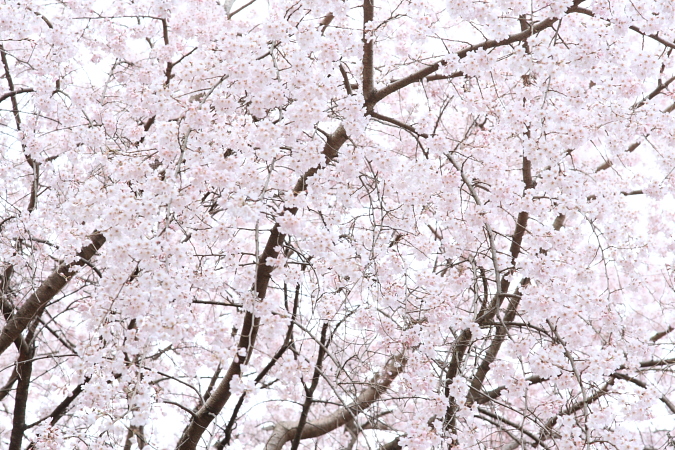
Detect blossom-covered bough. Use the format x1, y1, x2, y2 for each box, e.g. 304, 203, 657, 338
1, 0, 675, 449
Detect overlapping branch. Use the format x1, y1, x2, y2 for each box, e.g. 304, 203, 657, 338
176, 126, 348, 450
264, 353, 406, 450
0, 233, 106, 356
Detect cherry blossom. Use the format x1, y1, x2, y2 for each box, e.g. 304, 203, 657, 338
1, 0, 675, 449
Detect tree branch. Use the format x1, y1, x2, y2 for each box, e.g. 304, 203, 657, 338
8, 330, 36, 450
0, 232, 106, 356
176, 126, 349, 450
290, 322, 329, 450
611, 373, 675, 414
362, 0, 375, 101
466, 293, 522, 407
0, 88, 33, 104
264, 353, 406, 450
369, 14, 560, 106
216, 284, 300, 449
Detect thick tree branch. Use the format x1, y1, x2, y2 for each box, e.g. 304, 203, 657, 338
369, 1, 600, 107
466, 294, 521, 407
8, 321, 39, 450
45, 377, 90, 427
628, 26, 675, 50
0, 371, 18, 402
509, 211, 529, 262
176, 126, 349, 450
362, 0, 375, 101
0, 88, 33, 104
8, 342, 34, 450
216, 284, 300, 449
650, 325, 674, 343
633, 74, 675, 110
380, 437, 402, 450
264, 353, 406, 450
0, 44, 22, 129
0, 232, 106, 356
447, 153, 534, 431
369, 14, 561, 106
443, 327, 472, 436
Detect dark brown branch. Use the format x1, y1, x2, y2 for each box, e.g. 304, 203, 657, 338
457, 16, 558, 59
467, 293, 521, 407
595, 72, 673, 172
0, 44, 39, 211
290, 322, 329, 450
446, 264, 513, 431
509, 211, 529, 261
228, 0, 258, 19
628, 26, 675, 50
143, 115, 156, 132
200, 363, 221, 407
0, 216, 15, 232
8, 342, 35, 450
339, 63, 353, 96
123, 428, 135, 450
319, 12, 334, 35
638, 356, 675, 368
443, 328, 472, 435
477, 407, 541, 445
370, 1, 595, 107
425, 71, 463, 82
369, 111, 429, 138
217, 284, 300, 449
1, 297, 35, 356
0, 88, 34, 104
539, 378, 615, 441
49, 377, 89, 426
565, 5, 675, 51
611, 373, 675, 414
292, 124, 348, 193
650, 325, 674, 342
522, 156, 534, 190
362, 0, 375, 100
264, 353, 406, 450
368, 64, 448, 106
25, 378, 90, 436
161, 18, 169, 45
369, 13, 561, 106
380, 437, 402, 450
633, 74, 675, 109
33, 10, 53, 28
164, 400, 198, 418
176, 126, 348, 450
447, 175, 531, 430
191, 300, 242, 307
0, 371, 18, 402
0, 232, 106, 356
0, 44, 22, 129
475, 375, 546, 405
0, 268, 24, 398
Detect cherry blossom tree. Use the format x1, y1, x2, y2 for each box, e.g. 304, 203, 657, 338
2, 0, 675, 448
